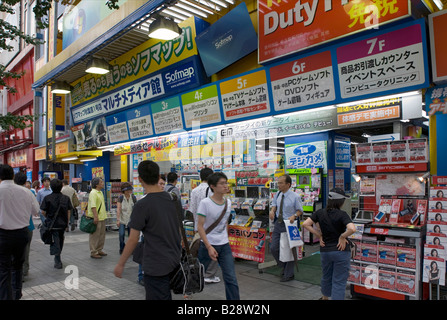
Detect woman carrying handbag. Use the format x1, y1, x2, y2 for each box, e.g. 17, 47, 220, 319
40, 179, 73, 269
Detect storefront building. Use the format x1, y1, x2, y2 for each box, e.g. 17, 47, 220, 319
30, 0, 447, 299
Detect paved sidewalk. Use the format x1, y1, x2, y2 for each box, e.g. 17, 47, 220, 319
21, 217, 348, 300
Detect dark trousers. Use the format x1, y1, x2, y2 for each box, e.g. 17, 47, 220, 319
0, 227, 29, 300
144, 272, 173, 300
50, 229, 65, 257
270, 220, 296, 278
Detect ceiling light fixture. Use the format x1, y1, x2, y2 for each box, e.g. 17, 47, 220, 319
85, 57, 110, 75
80, 157, 97, 162
148, 15, 182, 40
51, 81, 71, 94
61, 156, 78, 161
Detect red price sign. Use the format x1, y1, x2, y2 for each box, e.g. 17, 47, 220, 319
370, 228, 389, 235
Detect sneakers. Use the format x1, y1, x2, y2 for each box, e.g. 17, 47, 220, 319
204, 276, 221, 284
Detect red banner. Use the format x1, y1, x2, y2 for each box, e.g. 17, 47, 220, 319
228, 225, 267, 263
356, 162, 428, 173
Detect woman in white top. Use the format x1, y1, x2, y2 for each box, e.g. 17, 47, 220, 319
117, 182, 136, 254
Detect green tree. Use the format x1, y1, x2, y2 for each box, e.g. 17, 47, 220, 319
0, 0, 119, 130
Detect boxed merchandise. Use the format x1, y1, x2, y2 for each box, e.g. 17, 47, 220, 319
378, 267, 396, 291
427, 220, 447, 236
378, 242, 396, 266
396, 244, 416, 269
423, 256, 446, 285
429, 200, 447, 211
348, 262, 362, 284
351, 238, 362, 260
389, 140, 408, 162
428, 210, 447, 222
396, 269, 416, 295
426, 232, 447, 247
361, 240, 378, 263
430, 187, 447, 199
372, 142, 390, 163
360, 265, 378, 288
389, 199, 402, 224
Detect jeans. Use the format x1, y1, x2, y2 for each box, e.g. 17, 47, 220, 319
320, 250, 351, 300
198, 242, 240, 300
0, 227, 29, 300
118, 224, 129, 253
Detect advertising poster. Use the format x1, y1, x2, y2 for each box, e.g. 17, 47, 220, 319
72, 117, 109, 151
228, 225, 266, 263
337, 23, 427, 99
269, 51, 336, 111
258, 0, 410, 63
285, 141, 327, 174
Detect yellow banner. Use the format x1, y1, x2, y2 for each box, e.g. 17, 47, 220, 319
70, 17, 198, 107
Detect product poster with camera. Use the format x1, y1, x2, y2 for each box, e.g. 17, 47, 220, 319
71, 117, 109, 151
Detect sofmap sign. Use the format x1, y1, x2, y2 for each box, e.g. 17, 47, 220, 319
258, 0, 410, 64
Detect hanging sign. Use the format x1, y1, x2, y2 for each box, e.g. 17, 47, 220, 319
181, 85, 222, 128
151, 96, 184, 134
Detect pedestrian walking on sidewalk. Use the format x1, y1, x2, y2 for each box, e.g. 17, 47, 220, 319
40, 179, 73, 269
116, 182, 136, 254
114, 160, 181, 300
0, 165, 39, 300
87, 177, 107, 259
197, 172, 240, 300
303, 187, 356, 300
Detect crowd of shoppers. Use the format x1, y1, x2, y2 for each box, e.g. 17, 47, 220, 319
0, 161, 355, 301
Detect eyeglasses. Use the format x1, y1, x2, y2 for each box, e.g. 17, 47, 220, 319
217, 182, 229, 186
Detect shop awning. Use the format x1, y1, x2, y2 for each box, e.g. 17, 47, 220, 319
54, 150, 103, 165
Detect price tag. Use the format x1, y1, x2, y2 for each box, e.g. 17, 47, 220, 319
370, 228, 389, 235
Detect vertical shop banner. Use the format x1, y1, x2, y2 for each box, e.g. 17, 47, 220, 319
258, 0, 410, 64
219, 69, 271, 122
126, 104, 154, 140
105, 111, 129, 144
285, 141, 327, 174
335, 135, 351, 168
426, 84, 447, 116
181, 85, 222, 128
269, 51, 336, 112
151, 96, 184, 134
336, 21, 428, 99
228, 226, 266, 263
429, 10, 447, 84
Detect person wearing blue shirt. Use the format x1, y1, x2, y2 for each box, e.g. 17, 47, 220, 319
36, 177, 52, 224
269, 174, 304, 282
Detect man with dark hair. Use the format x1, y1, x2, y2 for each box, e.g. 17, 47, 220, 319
0, 165, 39, 300
61, 179, 80, 231
40, 179, 73, 269
87, 177, 107, 259
189, 167, 221, 284
36, 176, 52, 224
165, 171, 181, 199
114, 160, 181, 300
197, 172, 239, 299
269, 174, 304, 282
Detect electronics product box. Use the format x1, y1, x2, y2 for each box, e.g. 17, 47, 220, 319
378, 242, 396, 266
426, 232, 447, 248
351, 238, 362, 260
427, 220, 447, 235
396, 244, 417, 269
360, 265, 376, 287
396, 269, 416, 296
390, 140, 408, 162
372, 142, 390, 163
428, 210, 447, 222
378, 266, 396, 291
389, 199, 402, 224
429, 200, 447, 211
423, 256, 446, 285
430, 186, 447, 199
361, 241, 378, 263
348, 262, 362, 284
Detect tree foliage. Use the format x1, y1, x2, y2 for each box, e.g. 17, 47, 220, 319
0, 0, 119, 130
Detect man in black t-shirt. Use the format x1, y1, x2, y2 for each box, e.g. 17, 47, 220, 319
114, 160, 181, 300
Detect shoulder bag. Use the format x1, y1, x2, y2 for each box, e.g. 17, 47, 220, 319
40, 198, 62, 245
80, 203, 100, 234
169, 193, 205, 296
189, 199, 228, 258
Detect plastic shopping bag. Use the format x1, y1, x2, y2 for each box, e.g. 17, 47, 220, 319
284, 220, 304, 248
280, 232, 294, 262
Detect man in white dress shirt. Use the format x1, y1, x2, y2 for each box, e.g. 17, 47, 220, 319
189, 167, 221, 284
0, 165, 39, 300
